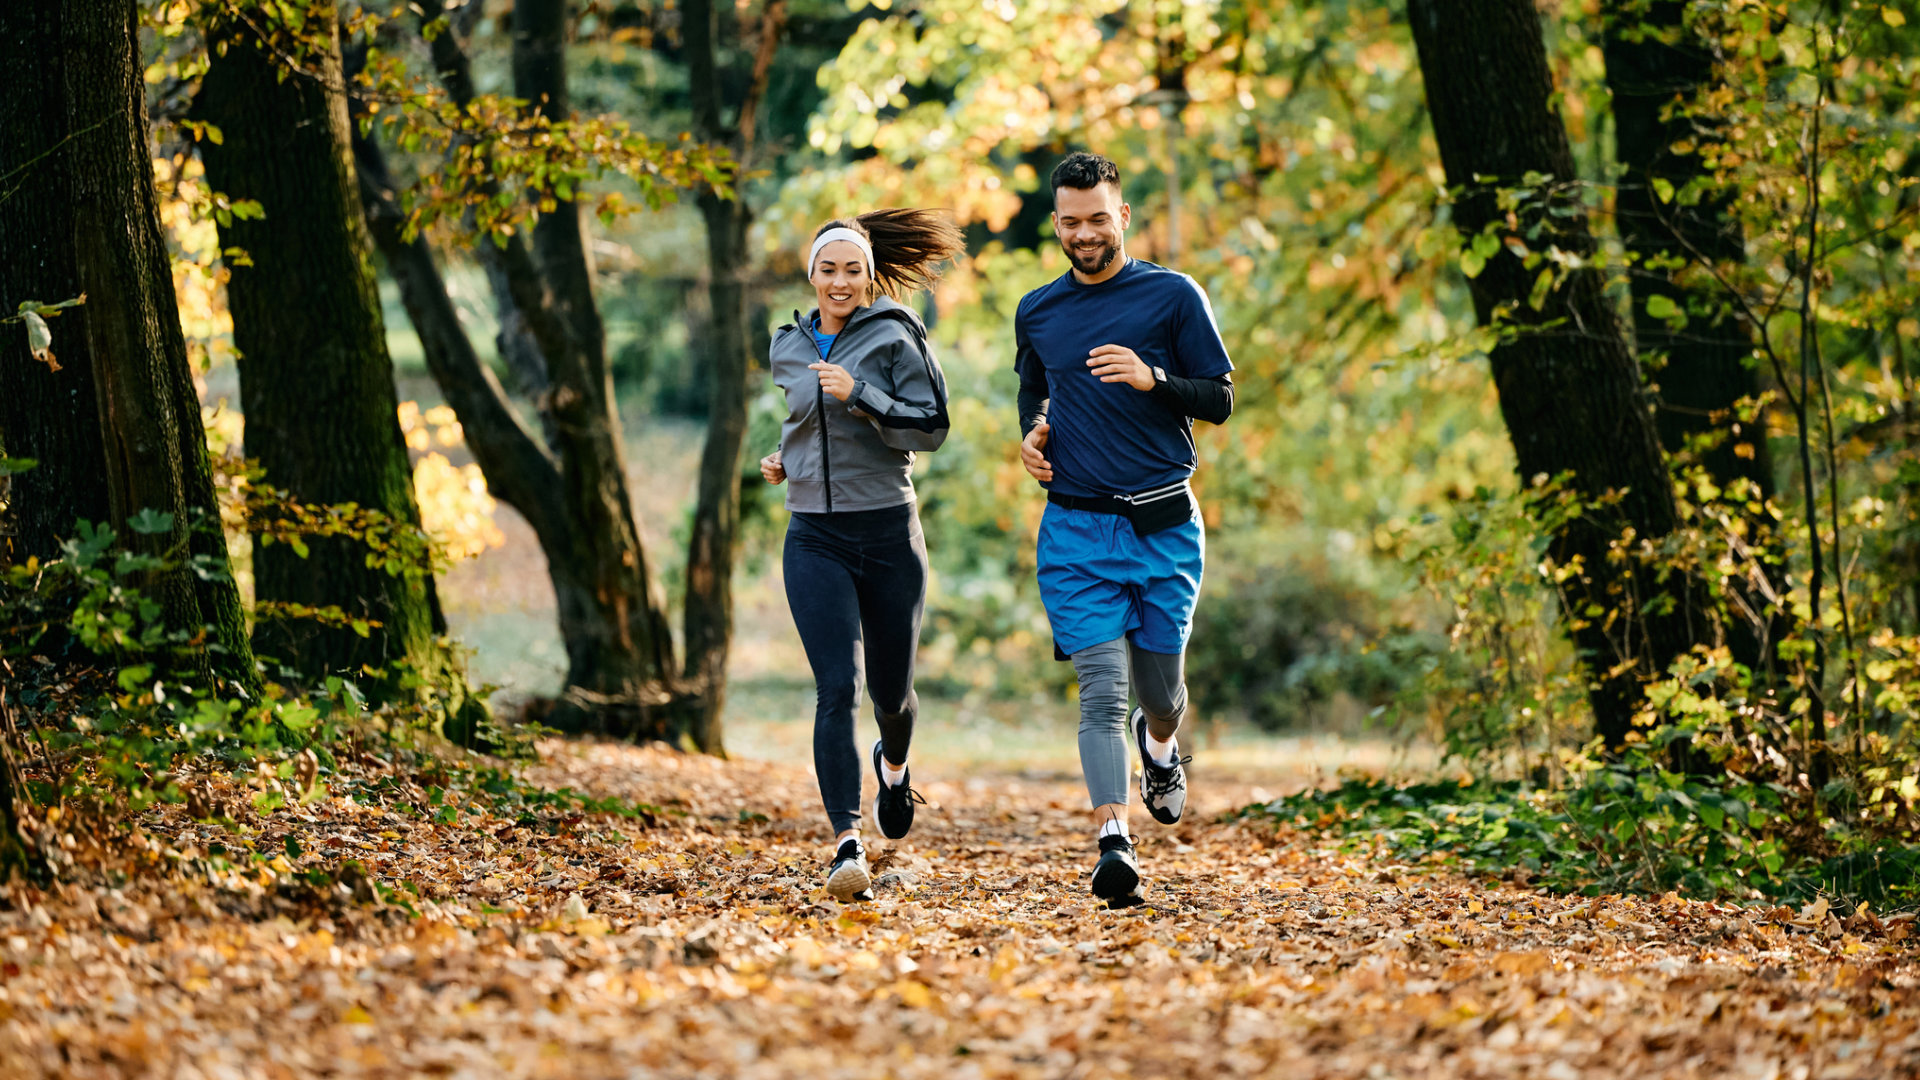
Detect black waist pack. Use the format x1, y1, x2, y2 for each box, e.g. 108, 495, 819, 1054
1047, 480, 1196, 536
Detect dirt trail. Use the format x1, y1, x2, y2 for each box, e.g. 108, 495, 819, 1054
2, 741, 1916, 1079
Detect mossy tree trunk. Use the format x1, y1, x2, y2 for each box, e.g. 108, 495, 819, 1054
1408, 0, 1705, 749
1603, 0, 1783, 675
195, 5, 444, 695
0, 0, 255, 690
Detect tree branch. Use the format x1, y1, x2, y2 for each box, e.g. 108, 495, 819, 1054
736, 1, 790, 161
350, 111, 568, 546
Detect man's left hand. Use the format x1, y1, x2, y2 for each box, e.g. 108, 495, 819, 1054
1087, 344, 1155, 391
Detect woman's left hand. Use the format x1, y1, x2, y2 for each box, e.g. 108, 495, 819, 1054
809, 362, 856, 402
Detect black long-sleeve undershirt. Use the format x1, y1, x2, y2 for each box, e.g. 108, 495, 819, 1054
1017, 366, 1234, 436
1151, 371, 1234, 425
1018, 384, 1050, 438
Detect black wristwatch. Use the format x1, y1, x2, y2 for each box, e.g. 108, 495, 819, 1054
1152, 365, 1168, 386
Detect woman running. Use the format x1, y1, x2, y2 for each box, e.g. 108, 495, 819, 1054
759, 209, 965, 901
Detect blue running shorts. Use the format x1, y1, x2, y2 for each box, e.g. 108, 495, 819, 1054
1035, 502, 1205, 657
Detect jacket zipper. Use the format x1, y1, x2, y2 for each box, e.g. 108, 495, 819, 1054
793, 306, 904, 513
800, 311, 835, 511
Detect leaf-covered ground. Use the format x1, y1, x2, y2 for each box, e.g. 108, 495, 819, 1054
3, 740, 1918, 1079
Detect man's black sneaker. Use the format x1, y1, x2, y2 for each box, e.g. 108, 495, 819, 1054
825, 837, 873, 901
871, 740, 926, 840
1133, 708, 1191, 825
1090, 834, 1144, 906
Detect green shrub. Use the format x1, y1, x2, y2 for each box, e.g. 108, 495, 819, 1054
1247, 761, 1920, 905
1188, 550, 1437, 730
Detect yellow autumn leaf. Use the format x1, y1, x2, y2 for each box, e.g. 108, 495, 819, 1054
786, 937, 826, 967
1884, 6, 1907, 27
342, 1005, 374, 1025
1493, 951, 1552, 976
412, 451, 504, 562
988, 944, 1022, 982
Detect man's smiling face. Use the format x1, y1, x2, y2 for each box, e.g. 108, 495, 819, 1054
1052, 182, 1130, 279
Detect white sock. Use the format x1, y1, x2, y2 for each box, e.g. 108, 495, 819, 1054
880, 757, 907, 788
1098, 817, 1127, 840
836, 832, 861, 853
1146, 732, 1178, 766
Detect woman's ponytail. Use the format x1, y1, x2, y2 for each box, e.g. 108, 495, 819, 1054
812, 209, 966, 300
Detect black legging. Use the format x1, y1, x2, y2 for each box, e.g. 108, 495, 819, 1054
783, 502, 928, 834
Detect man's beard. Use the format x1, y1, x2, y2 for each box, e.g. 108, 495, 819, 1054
1063, 237, 1120, 276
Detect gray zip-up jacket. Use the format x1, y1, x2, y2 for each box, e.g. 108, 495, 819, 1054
770, 296, 950, 513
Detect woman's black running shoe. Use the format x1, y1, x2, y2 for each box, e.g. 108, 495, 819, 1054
825, 837, 873, 901
1090, 834, 1144, 907
871, 739, 926, 840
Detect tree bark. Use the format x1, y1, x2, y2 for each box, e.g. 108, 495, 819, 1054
663, 0, 786, 750
195, 7, 441, 692
1408, 0, 1701, 749
0, 741, 26, 881
0, 689, 42, 882
0, 0, 255, 689
1603, 0, 1782, 673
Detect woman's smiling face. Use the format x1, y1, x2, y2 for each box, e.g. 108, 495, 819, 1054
811, 239, 871, 329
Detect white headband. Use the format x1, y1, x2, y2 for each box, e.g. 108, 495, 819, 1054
808, 227, 876, 279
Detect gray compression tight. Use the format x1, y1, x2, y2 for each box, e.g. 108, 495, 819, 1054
1070, 638, 1189, 809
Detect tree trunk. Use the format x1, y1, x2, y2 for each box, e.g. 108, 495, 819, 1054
0, 690, 42, 882
661, 0, 786, 751
0, 0, 255, 689
670, 188, 752, 751
502, 0, 684, 739
1603, 0, 1782, 674
349, 17, 684, 740
0, 739, 26, 881
1408, 0, 1701, 749
195, 8, 441, 693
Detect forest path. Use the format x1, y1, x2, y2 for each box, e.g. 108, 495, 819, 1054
3, 739, 1915, 1079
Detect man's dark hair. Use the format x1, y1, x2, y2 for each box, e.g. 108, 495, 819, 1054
1051, 151, 1121, 197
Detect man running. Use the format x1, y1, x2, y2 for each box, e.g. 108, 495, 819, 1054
1015, 151, 1235, 906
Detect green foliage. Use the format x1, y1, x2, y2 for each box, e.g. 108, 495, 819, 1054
339, 6, 737, 247
1188, 539, 1436, 730
0, 514, 495, 834
2, 521, 353, 814
1381, 481, 1591, 767
1249, 761, 1920, 905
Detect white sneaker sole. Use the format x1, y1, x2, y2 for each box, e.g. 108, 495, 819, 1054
826, 861, 872, 901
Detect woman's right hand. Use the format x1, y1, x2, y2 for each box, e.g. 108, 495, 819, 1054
759, 450, 786, 485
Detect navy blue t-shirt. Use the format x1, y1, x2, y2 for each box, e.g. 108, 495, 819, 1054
1014, 259, 1234, 498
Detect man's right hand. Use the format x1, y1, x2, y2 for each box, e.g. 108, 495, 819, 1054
759, 450, 786, 485
1020, 422, 1053, 483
